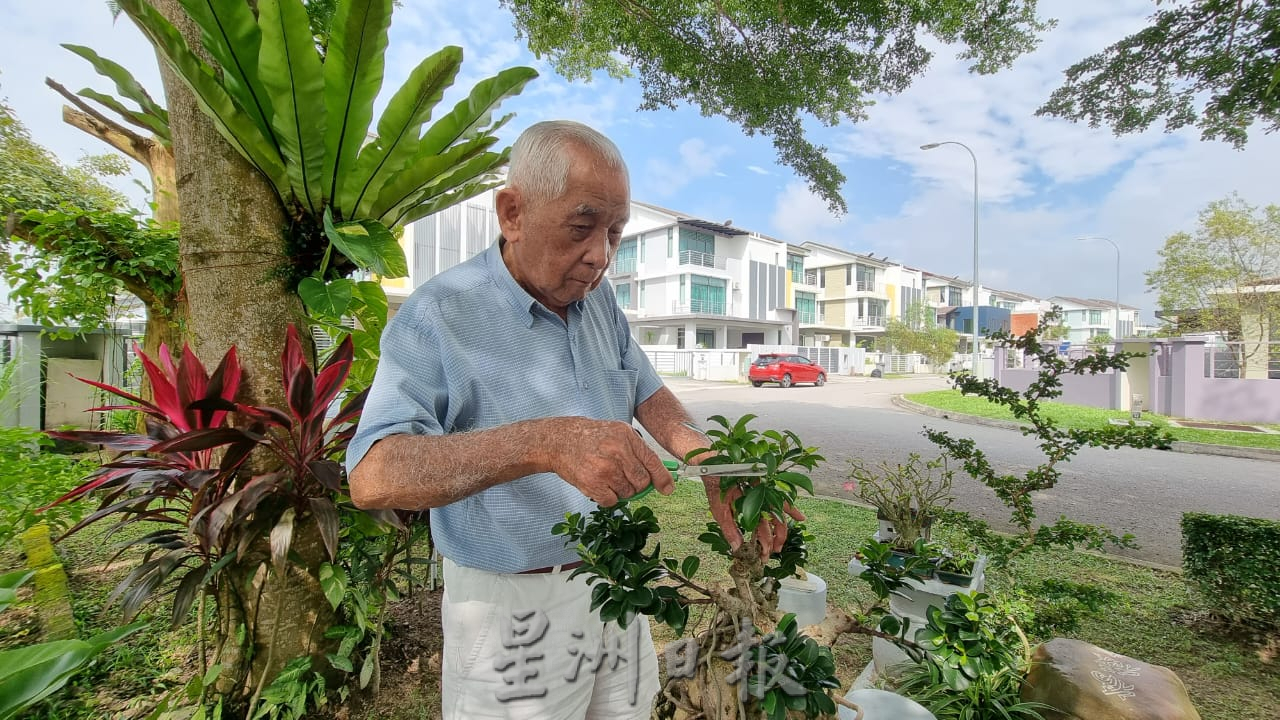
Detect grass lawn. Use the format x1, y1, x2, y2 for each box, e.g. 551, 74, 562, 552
3, 482, 1276, 719
906, 389, 1280, 451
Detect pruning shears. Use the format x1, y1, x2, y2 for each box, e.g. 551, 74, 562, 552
622, 459, 768, 501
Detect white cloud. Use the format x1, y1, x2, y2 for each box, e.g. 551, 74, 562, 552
643, 138, 733, 197
747, 165, 770, 175
769, 182, 851, 246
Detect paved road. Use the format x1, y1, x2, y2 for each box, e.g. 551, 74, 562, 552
659, 375, 1280, 568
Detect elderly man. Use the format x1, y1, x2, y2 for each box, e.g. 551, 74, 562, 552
347, 120, 790, 719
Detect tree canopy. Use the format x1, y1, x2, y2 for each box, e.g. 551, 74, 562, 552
1039, 0, 1280, 148
883, 301, 959, 365
1145, 194, 1280, 337
0, 99, 178, 335
501, 0, 1052, 214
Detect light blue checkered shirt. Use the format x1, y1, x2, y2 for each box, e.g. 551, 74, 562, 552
346, 242, 663, 573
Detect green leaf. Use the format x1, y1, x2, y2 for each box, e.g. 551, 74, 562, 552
323, 213, 406, 278
60, 43, 171, 142
326, 653, 353, 673
178, 0, 276, 145
680, 555, 700, 579
323, 0, 393, 202
115, 0, 288, 194
0, 621, 144, 718
366, 133, 500, 221
741, 485, 766, 529
418, 65, 537, 164
299, 277, 354, 319
319, 563, 348, 611
269, 507, 296, 576
0, 570, 34, 614
342, 46, 463, 214
358, 654, 376, 689
257, 0, 328, 213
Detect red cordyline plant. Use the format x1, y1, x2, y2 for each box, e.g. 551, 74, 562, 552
45, 325, 370, 626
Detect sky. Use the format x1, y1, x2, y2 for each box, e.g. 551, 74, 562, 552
1, 0, 1276, 323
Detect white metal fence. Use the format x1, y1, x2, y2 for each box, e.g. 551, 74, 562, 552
1203, 340, 1280, 379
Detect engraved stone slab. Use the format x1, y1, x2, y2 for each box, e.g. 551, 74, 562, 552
1023, 638, 1201, 720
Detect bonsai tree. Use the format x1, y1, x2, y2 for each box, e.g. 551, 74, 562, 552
846, 453, 954, 552
925, 310, 1171, 567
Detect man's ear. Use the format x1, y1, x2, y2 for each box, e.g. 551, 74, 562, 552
495, 187, 523, 243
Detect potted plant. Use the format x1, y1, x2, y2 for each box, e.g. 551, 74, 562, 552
934, 547, 978, 587
847, 453, 953, 555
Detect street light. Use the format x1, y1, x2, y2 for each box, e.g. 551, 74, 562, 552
1078, 235, 1122, 410
1076, 236, 1121, 343
921, 141, 980, 378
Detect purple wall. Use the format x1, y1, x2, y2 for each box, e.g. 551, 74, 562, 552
994, 340, 1280, 424
995, 366, 1118, 409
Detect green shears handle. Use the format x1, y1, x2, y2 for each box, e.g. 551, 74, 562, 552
621, 460, 680, 502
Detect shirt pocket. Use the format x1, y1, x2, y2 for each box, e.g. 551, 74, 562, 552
601, 368, 638, 421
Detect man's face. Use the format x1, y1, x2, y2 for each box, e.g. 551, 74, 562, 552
497, 144, 630, 316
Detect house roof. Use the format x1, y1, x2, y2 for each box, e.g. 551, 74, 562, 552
799, 241, 891, 268
630, 200, 750, 237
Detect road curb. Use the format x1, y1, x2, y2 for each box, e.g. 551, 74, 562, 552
891, 395, 1280, 463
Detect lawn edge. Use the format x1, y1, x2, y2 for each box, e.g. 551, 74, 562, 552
891, 394, 1280, 463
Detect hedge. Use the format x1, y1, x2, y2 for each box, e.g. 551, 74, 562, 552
1182, 512, 1280, 627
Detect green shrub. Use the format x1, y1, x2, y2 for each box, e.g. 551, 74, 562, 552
0, 426, 92, 549
1182, 512, 1280, 627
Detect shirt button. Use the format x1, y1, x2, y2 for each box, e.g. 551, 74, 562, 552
581, 382, 588, 389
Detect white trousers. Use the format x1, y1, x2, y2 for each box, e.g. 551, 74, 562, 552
440, 557, 660, 719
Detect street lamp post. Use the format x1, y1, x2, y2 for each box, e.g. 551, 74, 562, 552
1079, 235, 1122, 409
1078, 236, 1121, 341
921, 141, 980, 378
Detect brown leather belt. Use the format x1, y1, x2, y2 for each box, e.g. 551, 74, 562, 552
518, 560, 585, 575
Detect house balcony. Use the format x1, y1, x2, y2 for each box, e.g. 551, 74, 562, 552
792, 269, 819, 287
608, 257, 637, 275
851, 315, 887, 330
672, 299, 728, 316
678, 250, 726, 270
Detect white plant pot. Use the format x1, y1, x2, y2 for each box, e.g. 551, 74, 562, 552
848, 554, 988, 679
777, 572, 827, 628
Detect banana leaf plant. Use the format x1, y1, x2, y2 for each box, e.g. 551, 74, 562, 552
44, 325, 373, 626
112, 0, 536, 285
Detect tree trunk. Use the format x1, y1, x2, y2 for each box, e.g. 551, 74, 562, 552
215, 513, 338, 704
151, 0, 305, 411
149, 0, 329, 705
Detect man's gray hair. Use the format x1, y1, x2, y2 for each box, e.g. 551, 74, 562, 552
507, 120, 628, 203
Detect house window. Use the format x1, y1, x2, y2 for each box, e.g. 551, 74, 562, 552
846, 264, 853, 285
696, 329, 716, 348
856, 265, 876, 292
679, 227, 715, 255
614, 237, 637, 273
788, 254, 805, 282
947, 287, 962, 306
1089, 310, 1103, 325
639, 234, 645, 263
638, 280, 645, 307
679, 274, 686, 303
796, 291, 816, 323
690, 275, 726, 314
819, 269, 826, 289
667, 227, 673, 258
615, 282, 631, 308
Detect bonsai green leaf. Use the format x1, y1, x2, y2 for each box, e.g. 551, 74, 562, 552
323, 212, 406, 278
115, 0, 288, 194
257, 0, 328, 212
323, 0, 394, 202
342, 46, 463, 213
680, 555, 699, 579
178, 0, 277, 146
299, 277, 354, 318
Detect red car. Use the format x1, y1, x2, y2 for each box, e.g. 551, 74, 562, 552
749, 354, 826, 388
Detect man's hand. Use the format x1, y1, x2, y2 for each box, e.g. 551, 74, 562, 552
703, 478, 806, 558
544, 418, 675, 506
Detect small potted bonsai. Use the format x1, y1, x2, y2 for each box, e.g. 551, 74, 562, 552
847, 452, 954, 558
933, 547, 978, 586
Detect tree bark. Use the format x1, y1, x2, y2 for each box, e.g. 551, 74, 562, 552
148, 0, 328, 704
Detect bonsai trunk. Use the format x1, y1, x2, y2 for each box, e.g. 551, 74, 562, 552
659, 546, 781, 720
